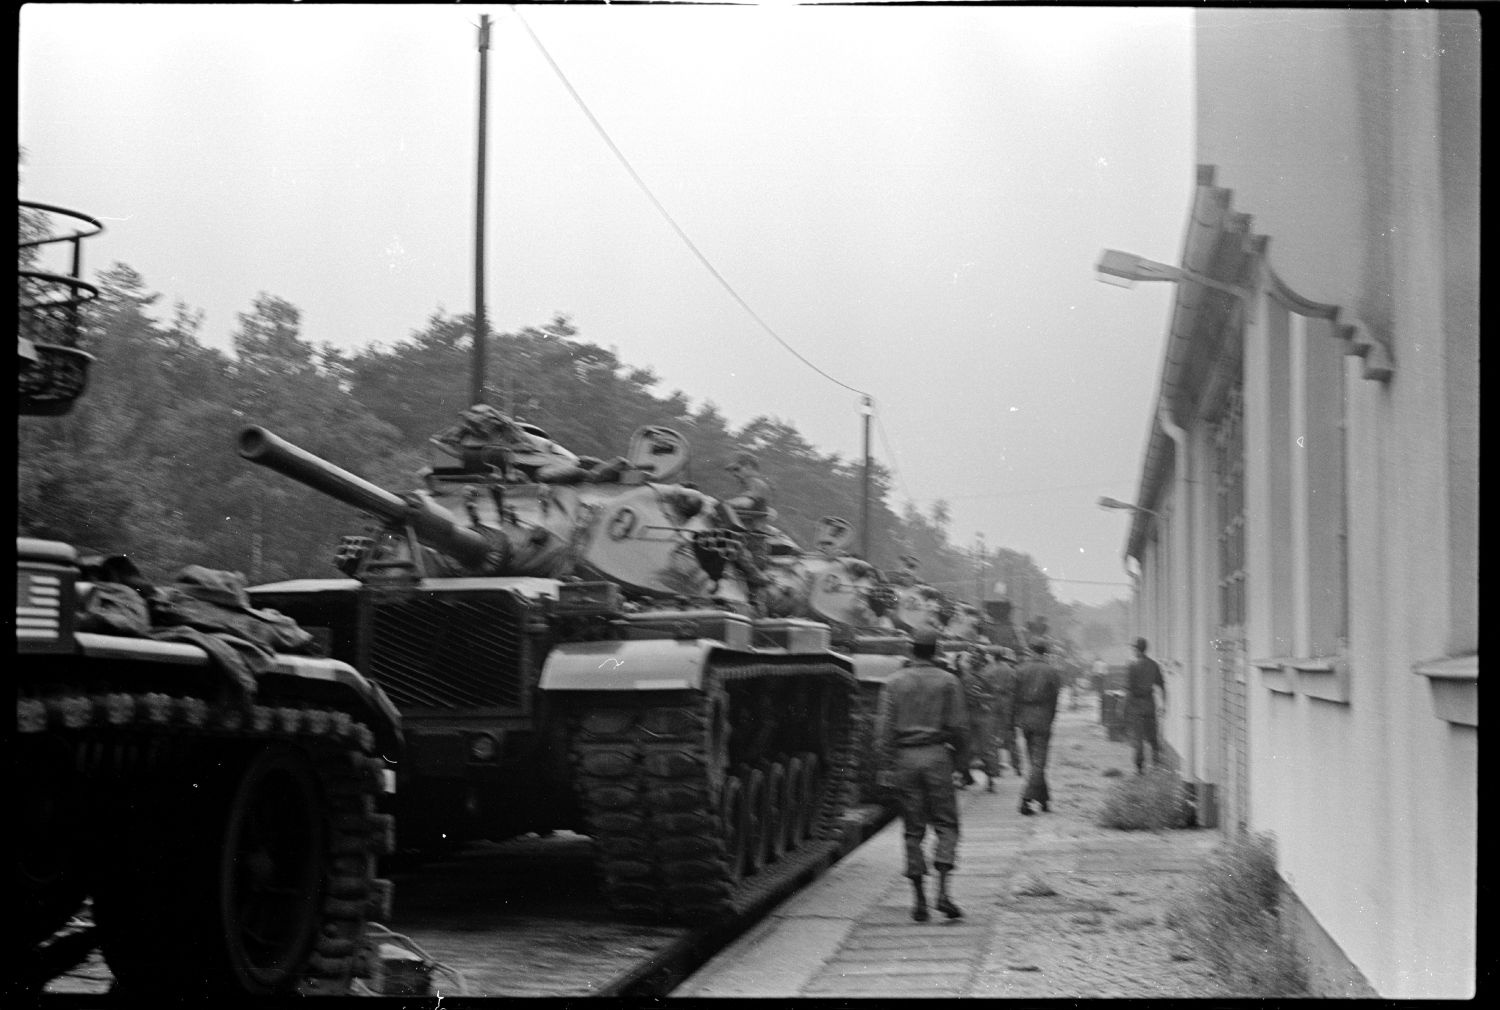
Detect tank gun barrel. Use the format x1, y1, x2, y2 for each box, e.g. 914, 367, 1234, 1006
238, 425, 493, 568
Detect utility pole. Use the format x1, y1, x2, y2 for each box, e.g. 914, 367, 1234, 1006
470, 14, 491, 407
973, 533, 985, 607
859, 395, 873, 560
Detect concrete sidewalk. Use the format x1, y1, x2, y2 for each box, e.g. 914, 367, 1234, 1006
677, 700, 1234, 998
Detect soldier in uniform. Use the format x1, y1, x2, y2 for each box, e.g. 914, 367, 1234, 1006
722, 451, 774, 605
997, 648, 1026, 778
1125, 637, 1167, 773
1013, 638, 1064, 816
960, 648, 1006, 791
724, 451, 773, 522
875, 628, 969, 922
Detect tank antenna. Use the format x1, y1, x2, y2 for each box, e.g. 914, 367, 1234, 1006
860, 396, 873, 560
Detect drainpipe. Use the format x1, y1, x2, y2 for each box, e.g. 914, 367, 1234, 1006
1122, 554, 1141, 637
1157, 406, 1199, 783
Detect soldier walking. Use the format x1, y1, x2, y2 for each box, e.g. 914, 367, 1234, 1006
961, 648, 1007, 791
993, 648, 1025, 778
1013, 639, 1063, 816
875, 629, 969, 922
1125, 637, 1167, 773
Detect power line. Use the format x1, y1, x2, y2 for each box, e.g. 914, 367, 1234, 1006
511, 6, 868, 398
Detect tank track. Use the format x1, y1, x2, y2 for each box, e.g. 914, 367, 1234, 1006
568, 658, 857, 924
17, 690, 393, 996
849, 681, 884, 803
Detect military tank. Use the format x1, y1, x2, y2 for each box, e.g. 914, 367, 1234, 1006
16, 200, 400, 997
750, 517, 912, 803
238, 415, 859, 923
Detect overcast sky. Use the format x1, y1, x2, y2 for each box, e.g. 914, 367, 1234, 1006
18, 3, 1195, 607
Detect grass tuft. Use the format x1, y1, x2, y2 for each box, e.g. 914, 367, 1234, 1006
1013, 872, 1058, 897
1167, 832, 1309, 996
1096, 767, 1189, 830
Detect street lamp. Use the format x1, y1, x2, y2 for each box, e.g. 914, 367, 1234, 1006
1097, 496, 1159, 518
1095, 249, 1255, 321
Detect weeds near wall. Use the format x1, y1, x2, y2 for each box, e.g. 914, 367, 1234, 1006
1097, 767, 1189, 830
1166, 832, 1309, 996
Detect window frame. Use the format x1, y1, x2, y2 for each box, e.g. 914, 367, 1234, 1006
1252, 289, 1352, 703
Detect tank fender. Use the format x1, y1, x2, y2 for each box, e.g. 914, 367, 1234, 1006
539, 638, 722, 692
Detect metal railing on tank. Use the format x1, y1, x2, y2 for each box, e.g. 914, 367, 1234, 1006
18, 200, 104, 416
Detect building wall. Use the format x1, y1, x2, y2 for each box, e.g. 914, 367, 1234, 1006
1185, 9, 1478, 998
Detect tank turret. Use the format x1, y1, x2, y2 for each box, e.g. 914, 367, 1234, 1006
239, 420, 756, 607
757, 517, 899, 637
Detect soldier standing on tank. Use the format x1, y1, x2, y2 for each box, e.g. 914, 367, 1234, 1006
1014, 638, 1064, 816
875, 628, 968, 922
725, 451, 772, 525
722, 451, 774, 604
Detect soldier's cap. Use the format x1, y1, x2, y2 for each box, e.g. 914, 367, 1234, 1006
725, 451, 759, 471
1134, 637, 1149, 652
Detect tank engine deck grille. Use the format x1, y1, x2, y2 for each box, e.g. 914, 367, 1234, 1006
368, 595, 528, 711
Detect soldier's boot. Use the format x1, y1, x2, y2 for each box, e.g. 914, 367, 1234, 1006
910, 877, 930, 922
934, 869, 963, 920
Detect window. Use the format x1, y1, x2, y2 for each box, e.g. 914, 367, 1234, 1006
1266, 298, 1349, 662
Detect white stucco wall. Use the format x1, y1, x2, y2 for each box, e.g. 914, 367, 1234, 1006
1193, 9, 1477, 998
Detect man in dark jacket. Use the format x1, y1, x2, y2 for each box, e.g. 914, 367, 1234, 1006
876, 629, 969, 921
1013, 638, 1063, 816
1125, 637, 1167, 773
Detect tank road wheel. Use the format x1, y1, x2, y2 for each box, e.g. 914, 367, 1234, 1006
796, 752, 821, 842
781, 756, 805, 852
718, 774, 748, 888
762, 761, 788, 865
218, 746, 325, 991
742, 767, 767, 876
95, 737, 390, 996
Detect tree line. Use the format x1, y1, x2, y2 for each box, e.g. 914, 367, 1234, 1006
17, 258, 1075, 636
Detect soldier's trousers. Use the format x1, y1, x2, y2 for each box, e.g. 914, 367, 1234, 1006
998, 718, 1022, 774
1019, 725, 1053, 805
893, 744, 960, 878
968, 711, 1001, 777
1127, 701, 1161, 771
